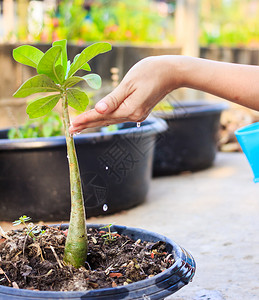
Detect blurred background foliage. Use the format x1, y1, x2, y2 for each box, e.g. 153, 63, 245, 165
1, 0, 259, 46
200, 0, 259, 46
36, 0, 176, 44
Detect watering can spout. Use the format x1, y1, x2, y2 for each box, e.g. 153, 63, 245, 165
235, 122, 259, 183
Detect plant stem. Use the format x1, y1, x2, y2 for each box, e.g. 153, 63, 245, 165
62, 93, 88, 268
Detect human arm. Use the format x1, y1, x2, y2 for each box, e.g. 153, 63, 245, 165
69, 55, 259, 133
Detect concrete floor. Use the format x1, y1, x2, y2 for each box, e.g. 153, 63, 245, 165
1, 152, 259, 299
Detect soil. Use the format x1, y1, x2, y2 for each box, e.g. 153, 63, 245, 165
0, 225, 174, 292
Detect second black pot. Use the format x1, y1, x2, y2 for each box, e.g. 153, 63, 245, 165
152, 101, 228, 176
0, 118, 167, 221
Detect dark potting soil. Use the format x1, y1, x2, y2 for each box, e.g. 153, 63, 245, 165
0, 225, 174, 291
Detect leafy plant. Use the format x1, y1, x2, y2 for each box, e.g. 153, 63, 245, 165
12, 39, 112, 268
8, 111, 63, 139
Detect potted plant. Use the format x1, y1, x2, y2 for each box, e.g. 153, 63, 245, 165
152, 99, 228, 176
0, 41, 195, 298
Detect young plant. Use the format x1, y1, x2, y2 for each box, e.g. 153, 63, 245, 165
13, 215, 32, 227
13, 215, 46, 240
100, 224, 118, 243
13, 216, 35, 239
12, 40, 111, 268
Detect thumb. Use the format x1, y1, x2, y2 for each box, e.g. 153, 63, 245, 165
95, 85, 126, 114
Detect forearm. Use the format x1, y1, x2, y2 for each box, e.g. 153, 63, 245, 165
175, 56, 259, 111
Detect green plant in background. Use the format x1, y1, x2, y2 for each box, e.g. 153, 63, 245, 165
153, 99, 174, 112
39, 0, 174, 44
101, 124, 119, 133
12, 39, 112, 268
8, 111, 63, 139
200, 0, 259, 46
88, 0, 170, 43
50, 0, 88, 42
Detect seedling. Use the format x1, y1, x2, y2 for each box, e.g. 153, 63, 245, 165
100, 224, 118, 243
13, 215, 46, 240
13, 215, 36, 239
13, 215, 32, 227
12, 40, 112, 267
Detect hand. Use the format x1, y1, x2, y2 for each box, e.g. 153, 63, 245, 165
69, 54, 259, 134
69, 56, 182, 133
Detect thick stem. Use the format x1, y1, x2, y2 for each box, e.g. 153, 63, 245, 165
62, 94, 87, 268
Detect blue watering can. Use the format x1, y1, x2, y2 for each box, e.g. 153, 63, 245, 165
235, 122, 259, 183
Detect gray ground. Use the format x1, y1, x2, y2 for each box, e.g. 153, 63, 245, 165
1, 152, 259, 299
88, 152, 259, 300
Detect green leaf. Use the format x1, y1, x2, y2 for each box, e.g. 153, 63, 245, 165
64, 74, 101, 89
53, 40, 67, 75
67, 88, 89, 111
26, 94, 60, 118
13, 45, 44, 68
13, 74, 60, 98
55, 65, 65, 83
72, 55, 91, 72
66, 60, 71, 79
37, 46, 62, 83
82, 74, 102, 89
64, 76, 84, 88
13, 220, 21, 226
73, 54, 80, 63
68, 42, 111, 78
81, 63, 91, 71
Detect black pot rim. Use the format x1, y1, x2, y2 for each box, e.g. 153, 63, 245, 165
0, 117, 167, 150
0, 224, 195, 299
152, 101, 228, 120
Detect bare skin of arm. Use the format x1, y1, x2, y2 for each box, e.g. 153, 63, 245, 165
69, 55, 259, 133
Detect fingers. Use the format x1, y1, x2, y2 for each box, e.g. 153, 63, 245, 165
69, 108, 128, 133
69, 83, 129, 133
69, 109, 103, 133
95, 101, 108, 113
95, 83, 132, 114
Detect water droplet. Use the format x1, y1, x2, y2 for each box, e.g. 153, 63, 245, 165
105, 166, 109, 170
103, 204, 108, 211
136, 122, 141, 128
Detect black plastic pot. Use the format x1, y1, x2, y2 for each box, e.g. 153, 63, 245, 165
152, 101, 228, 176
0, 118, 167, 221
0, 224, 196, 300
